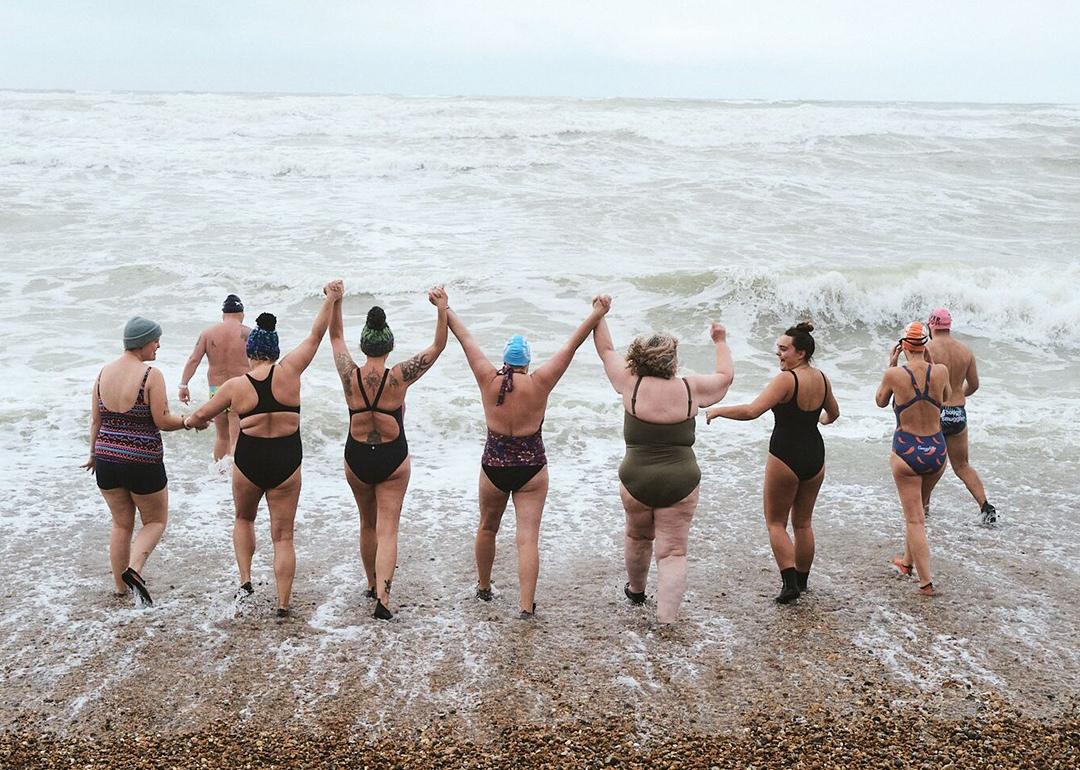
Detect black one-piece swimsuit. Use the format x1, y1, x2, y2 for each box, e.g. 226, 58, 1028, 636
344, 369, 409, 485
234, 366, 302, 490
768, 370, 828, 481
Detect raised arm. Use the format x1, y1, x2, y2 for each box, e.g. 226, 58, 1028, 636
687, 322, 734, 408
177, 332, 207, 404
393, 286, 449, 388
281, 280, 343, 375
532, 295, 609, 392
593, 306, 632, 394
81, 377, 103, 471
819, 374, 840, 425
876, 344, 902, 408
447, 308, 497, 386
329, 289, 357, 399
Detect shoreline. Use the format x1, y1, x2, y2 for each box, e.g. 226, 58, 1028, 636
3, 691, 1076, 769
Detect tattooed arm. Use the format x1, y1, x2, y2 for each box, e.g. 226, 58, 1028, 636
328, 285, 357, 398
392, 286, 449, 389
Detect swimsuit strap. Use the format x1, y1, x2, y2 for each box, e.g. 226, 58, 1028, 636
682, 377, 693, 418
136, 367, 152, 405
820, 371, 829, 410
788, 369, 800, 404
495, 365, 515, 406
371, 368, 390, 409
902, 365, 918, 389
630, 376, 644, 416
354, 368, 371, 410
922, 365, 933, 397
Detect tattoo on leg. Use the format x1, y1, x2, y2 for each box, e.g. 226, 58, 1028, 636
399, 353, 432, 383
383, 578, 392, 595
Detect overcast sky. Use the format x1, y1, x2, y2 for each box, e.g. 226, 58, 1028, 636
2, 1, 1078, 102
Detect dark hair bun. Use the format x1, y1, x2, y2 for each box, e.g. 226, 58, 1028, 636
794, 321, 814, 334
255, 312, 277, 332
366, 306, 387, 329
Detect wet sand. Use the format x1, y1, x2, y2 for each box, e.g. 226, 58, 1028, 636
3, 456, 1079, 767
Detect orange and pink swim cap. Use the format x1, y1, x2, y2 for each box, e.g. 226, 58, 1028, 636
901, 321, 929, 352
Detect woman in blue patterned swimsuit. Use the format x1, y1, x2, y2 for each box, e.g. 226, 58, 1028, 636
875, 321, 951, 596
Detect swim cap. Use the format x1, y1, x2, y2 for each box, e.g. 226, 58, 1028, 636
360, 306, 394, 357
928, 307, 952, 330
222, 294, 244, 314
246, 313, 280, 360
503, 335, 531, 367
123, 316, 162, 350
901, 321, 929, 352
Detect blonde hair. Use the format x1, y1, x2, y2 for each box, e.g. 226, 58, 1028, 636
626, 333, 678, 379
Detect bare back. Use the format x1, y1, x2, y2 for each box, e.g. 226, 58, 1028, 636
98, 357, 159, 413
481, 372, 549, 435
203, 320, 251, 385
346, 363, 408, 443
621, 375, 698, 423
927, 335, 974, 407
227, 364, 301, 439
887, 361, 950, 435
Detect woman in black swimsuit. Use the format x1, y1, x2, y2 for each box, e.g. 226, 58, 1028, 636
189, 281, 342, 617
707, 323, 840, 604
329, 286, 448, 620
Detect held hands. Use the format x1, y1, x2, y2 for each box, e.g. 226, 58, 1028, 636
178, 384, 191, 404
591, 295, 612, 315
705, 407, 721, 424
323, 280, 344, 301
710, 322, 727, 344
184, 414, 209, 431
428, 285, 449, 308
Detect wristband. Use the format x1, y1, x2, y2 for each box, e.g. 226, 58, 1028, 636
179, 383, 189, 388
182, 416, 190, 430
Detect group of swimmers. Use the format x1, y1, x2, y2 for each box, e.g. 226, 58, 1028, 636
85, 285, 996, 621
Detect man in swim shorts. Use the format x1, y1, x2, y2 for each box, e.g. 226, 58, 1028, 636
178, 294, 251, 461
925, 308, 997, 525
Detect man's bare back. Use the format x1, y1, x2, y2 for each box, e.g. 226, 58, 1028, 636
201, 320, 251, 385
927, 334, 976, 408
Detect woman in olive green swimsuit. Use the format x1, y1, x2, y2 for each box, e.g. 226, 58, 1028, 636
593, 299, 734, 623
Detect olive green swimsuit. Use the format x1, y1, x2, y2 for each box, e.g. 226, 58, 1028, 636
619, 376, 700, 508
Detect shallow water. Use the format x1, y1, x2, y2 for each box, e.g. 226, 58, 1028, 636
0, 92, 1077, 732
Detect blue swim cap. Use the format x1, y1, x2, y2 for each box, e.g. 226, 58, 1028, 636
502, 335, 531, 367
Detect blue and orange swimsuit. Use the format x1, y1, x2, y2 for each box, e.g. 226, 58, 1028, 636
891, 365, 946, 475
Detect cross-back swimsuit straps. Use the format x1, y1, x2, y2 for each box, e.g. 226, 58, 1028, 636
769, 370, 828, 481
345, 368, 409, 485
234, 366, 303, 492
892, 365, 946, 475
619, 377, 700, 508
481, 367, 547, 494
95, 367, 168, 495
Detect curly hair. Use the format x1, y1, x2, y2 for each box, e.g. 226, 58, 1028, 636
626, 333, 678, 379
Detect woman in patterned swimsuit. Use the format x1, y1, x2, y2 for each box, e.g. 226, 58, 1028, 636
83, 316, 198, 606
875, 321, 951, 596
447, 297, 610, 618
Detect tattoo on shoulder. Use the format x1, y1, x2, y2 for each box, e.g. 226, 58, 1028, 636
334, 354, 356, 394
399, 353, 432, 383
